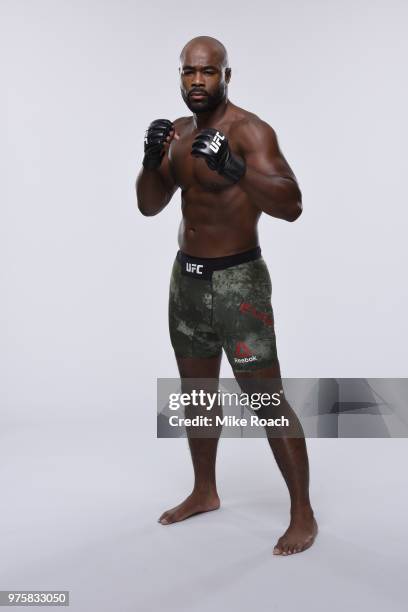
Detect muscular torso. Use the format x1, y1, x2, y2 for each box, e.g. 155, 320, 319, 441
168, 103, 262, 257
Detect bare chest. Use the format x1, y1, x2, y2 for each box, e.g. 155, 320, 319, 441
168, 125, 241, 192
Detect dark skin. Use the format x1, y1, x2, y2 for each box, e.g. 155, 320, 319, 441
136, 36, 317, 555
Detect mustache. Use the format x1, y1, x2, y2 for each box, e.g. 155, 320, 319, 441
188, 89, 209, 96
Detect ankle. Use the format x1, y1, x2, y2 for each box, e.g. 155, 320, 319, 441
193, 484, 218, 497
290, 503, 314, 521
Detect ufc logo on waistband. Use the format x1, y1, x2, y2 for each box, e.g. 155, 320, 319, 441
186, 263, 203, 274
209, 131, 225, 153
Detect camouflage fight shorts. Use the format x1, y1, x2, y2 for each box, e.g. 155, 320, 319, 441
168, 247, 278, 371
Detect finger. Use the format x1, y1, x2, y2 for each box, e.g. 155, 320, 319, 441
192, 145, 208, 156
192, 137, 209, 147
192, 151, 207, 158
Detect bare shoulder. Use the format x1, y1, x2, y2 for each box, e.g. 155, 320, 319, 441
173, 116, 193, 133
230, 108, 278, 152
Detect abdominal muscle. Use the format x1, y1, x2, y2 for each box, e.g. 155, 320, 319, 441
177, 188, 261, 258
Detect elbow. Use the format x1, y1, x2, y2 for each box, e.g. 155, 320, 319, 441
135, 180, 168, 217
286, 197, 303, 222
282, 182, 303, 222
137, 195, 164, 217
138, 202, 156, 216
136, 185, 156, 216
136, 197, 150, 216
288, 203, 303, 222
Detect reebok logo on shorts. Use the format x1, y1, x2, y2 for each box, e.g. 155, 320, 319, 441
234, 342, 257, 364
170, 247, 277, 368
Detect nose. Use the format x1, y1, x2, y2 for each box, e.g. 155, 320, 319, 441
192, 71, 205, 87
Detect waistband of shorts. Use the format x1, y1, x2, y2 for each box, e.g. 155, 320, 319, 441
176, 246, 262, 273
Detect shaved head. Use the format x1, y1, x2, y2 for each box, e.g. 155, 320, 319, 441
180, 36, 229, 69
179, 36, 231, 114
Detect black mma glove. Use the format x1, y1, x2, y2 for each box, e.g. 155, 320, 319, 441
143, 119, 174, 169
191, 128, 246, 183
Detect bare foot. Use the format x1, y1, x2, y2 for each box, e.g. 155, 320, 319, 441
158, 490, 220, 525
273, 511, 318, 556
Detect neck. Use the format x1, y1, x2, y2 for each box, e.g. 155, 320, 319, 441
193, 98, 229, 129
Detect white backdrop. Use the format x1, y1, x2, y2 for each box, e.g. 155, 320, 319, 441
3, 0, 408, 426
2, 2, 408, 610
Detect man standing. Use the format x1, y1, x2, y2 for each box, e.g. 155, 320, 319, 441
136, 36, 317, 555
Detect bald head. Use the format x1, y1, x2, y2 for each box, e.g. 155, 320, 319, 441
180, 36, 229, 69
179, 36, 231, 114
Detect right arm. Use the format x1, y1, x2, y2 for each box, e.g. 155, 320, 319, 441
136, 121, 179, 216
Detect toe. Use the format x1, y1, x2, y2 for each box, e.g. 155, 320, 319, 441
158, 511, 172, 525
274, 537, 284, 555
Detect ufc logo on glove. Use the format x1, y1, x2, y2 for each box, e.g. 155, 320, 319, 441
209, 131, 225, 153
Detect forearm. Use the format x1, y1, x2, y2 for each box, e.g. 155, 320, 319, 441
136, 167, 174, 216
240, 165, 302, 221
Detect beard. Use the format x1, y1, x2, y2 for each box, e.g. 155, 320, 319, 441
181, 85, 227, 114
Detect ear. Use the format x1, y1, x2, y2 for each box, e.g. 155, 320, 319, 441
225, 67, 231, 84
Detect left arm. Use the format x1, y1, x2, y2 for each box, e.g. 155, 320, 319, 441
236, 119, 302, 222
